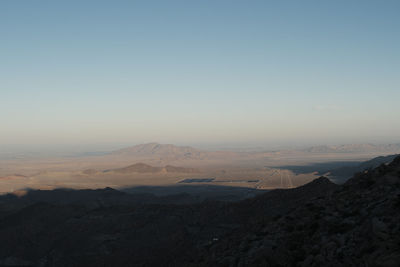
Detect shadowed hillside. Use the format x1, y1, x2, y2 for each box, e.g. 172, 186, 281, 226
0, 156, 399, 266
279, 154, 399, 184
327, 154, 399, 183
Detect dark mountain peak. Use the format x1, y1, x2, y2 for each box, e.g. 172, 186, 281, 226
101, 187, 118, 192
389, 154, 400, 167
324, 154, 399, 184
305, 176, 333, 185
292, 176, 338, 193
343, 155, 400, 189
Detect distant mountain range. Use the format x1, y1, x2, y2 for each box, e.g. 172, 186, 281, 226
301, 143, 400, 153
105, 143, 243, 165
112, 142, 400, 155
111, 142, 207, 159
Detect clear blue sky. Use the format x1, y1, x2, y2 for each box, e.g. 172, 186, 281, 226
1, 0, 399, 148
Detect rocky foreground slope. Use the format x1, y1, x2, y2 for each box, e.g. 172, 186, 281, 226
0, 156, 399, 266
203, 157, 400, 267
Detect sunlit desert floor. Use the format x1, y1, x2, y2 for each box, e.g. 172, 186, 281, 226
0, 147, 392, 194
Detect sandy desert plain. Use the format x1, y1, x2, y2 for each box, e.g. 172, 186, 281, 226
1, 143, 399, 196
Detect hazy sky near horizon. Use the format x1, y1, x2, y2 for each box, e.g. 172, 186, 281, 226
1, 0, 399, 148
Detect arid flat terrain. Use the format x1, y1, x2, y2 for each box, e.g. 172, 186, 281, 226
1, 143, 399, 195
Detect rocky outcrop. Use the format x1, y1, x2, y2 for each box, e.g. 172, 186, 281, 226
201, 156, 400, 266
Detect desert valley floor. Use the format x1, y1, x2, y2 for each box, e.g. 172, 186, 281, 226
1, 143, 399, 196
